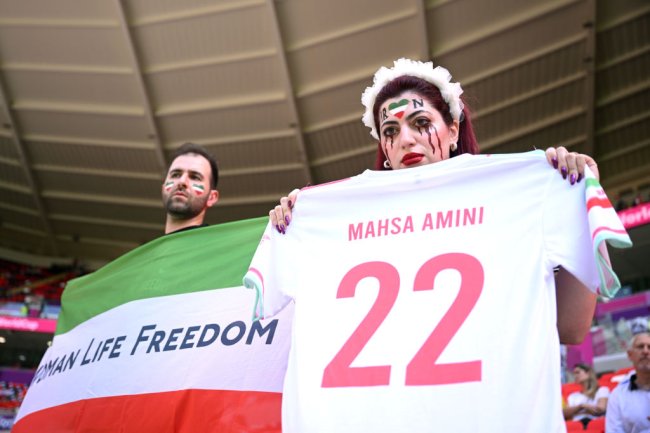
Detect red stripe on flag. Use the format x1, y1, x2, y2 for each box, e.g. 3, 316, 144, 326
586, 196, 613, 211
591, 226, 629, 241
13, 389, 281, 433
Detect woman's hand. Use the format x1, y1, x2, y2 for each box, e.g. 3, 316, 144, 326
582, 404, 604, 416
545, 147, 599, 183
269, 188, 300, 234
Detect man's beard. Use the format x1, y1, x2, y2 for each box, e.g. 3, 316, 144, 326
164, 192, 207, 219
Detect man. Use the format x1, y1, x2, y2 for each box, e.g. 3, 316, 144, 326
606, 332, 650, 433
162, 142, 220, 234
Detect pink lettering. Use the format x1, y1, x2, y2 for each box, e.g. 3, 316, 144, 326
404, 216, 414, 233
349, 223, 363, 241
422, 213, 433, 231
365, 222, 376, 238
463, 208, 476, 226
437, 211, 453, 229
378, 219, 389, 237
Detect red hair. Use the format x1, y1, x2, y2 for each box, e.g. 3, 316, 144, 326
372, 75, 479, 170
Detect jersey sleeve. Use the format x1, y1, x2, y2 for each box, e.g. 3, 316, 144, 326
543, 166, 632, 298
243, 222, 295, 320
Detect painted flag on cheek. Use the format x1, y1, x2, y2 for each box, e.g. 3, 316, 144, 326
191, 183, 205, 195
164, 181, 174, 192
13, 217, 291, 433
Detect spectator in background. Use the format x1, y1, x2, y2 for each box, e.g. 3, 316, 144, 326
615, 194, 628, 212
563, 363, 609, 429
633, 193, 643, 207
606, 332, 650, 433
630, 317, 650, 336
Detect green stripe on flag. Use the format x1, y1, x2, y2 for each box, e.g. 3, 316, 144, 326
585, 178, 600, 189
57, 217, 267, 335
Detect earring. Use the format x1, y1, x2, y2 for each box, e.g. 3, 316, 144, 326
450, 142, 458, 152
383, 160, 391, 169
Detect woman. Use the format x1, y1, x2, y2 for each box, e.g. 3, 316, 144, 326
563, 363, 609, 428
270, 58, 600, 344
272, 59, 597, 230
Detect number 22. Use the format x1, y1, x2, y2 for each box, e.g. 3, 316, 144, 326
322, 253, 484, 387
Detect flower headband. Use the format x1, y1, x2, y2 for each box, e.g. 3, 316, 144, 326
361, 58, 464, 140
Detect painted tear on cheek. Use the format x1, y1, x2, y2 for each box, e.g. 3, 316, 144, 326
416, 126, 436, 156
383, 137, 394, 162
430, 125, 443, 156
414, 125, 432, 153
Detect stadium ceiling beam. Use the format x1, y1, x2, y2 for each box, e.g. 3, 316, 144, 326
129, 0, 264, 27
0, 71, 59, 255
34, 161, 311, 179
39, 189, 298, 208
582, 0, 596, 157
430, 0, 578, 58
265, 0, 313, 185
416, 0, 431, 61
113, 0, 168, 173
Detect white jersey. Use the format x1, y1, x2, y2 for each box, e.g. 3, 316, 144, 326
244, 151, 631, 433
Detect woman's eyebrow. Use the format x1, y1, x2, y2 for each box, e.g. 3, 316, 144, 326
381, 120, 399, 127
406, 110, 427, 121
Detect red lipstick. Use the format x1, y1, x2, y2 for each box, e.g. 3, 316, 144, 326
401, 153, 424, 166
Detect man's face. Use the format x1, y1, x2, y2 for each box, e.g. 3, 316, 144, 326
162, 153, 216, 220
628, 333, 650, 373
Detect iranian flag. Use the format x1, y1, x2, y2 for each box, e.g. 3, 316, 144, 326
13, 217, 291, 433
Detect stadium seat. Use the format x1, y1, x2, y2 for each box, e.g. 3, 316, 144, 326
565, 420, 584, 431
585, 416, 605, 433
598, 372, 615, 382
561, 382, 582, 401
598, 377, 618, 391
614, 366, 634, 376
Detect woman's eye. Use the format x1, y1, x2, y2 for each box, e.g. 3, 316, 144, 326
382, 127, 397, 137
414, 117, 430, 127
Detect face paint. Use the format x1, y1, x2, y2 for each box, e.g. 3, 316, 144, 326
164, 181, 174, 192
191, 184, 205, 195
388, 99, 409, 119
414, 126, 434, 156
379, 91, 457, 169
430, 124, 443, 156
381, 107, 388, 121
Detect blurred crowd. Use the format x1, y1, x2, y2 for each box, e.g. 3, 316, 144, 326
614, 188, 650, 212
0, 259, 85, 319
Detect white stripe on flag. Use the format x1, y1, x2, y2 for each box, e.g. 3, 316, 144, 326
17, 287, 292, 423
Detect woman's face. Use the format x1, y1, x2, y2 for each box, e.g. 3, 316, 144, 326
573, 367, 589, 383
378, 91, 459, 170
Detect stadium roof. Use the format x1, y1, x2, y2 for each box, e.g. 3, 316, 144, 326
0, 0, 648, 280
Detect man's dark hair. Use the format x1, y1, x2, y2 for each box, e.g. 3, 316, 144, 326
169, 142, 219, 189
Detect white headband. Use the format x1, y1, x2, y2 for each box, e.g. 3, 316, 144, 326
361, 58, 464, 140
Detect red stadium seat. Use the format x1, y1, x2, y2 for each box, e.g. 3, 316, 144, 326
598, 372, 615, 382
585, 417, 605, 433
598, 378, 618, 391
614, 366, 634, 375
562, 383, 582, 401
565, 420, 584, 431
